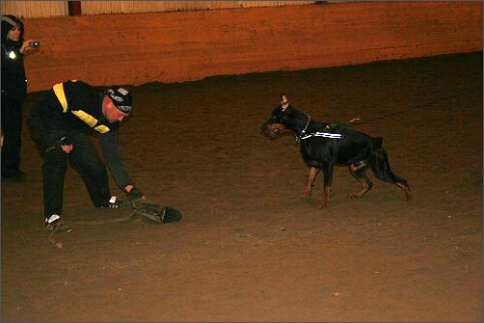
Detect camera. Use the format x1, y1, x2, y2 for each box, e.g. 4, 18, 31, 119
32, 40, 40, 48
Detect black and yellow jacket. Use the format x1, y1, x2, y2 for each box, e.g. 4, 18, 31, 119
28, 80, 134, 189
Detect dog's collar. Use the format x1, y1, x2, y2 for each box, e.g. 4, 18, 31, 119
301, 115, 311, 135
295, 115, 311, 143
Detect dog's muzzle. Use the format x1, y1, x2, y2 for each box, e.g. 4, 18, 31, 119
260, 123, 284, 138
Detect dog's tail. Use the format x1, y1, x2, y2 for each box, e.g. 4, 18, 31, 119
369, 138, 411, 200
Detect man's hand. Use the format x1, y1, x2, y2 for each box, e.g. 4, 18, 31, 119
20, 39, 38, 54
59, 136, 73, 153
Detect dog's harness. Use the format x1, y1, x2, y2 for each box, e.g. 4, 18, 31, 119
300, 132, 343, 140
295, 115, 343, 143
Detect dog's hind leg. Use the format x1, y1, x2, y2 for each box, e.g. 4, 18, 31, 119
370, 147, 412, 201
302, 167, 319, 200
348, 161, 373, 199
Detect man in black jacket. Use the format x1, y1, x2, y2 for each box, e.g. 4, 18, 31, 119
28, 80, 146, 232
1, 15, 37, 181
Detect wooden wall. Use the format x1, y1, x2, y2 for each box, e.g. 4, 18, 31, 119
21, 1, 482, 93
1, 1, 313, 18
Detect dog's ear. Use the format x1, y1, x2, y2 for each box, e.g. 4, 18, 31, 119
280, 94, 290, 111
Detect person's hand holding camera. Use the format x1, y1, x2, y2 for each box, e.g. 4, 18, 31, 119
20, 39, 40, 54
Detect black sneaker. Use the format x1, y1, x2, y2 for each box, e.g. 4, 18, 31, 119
45, 214, 71, 233
96, 196, 123, 209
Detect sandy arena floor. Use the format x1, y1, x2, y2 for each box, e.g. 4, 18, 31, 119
1, 52, 482, 322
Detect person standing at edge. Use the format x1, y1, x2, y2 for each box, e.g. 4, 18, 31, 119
1, 15, 38, 181
28, 80, 147, 232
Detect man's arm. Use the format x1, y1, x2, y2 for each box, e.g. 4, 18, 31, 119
99, 130, 136, 193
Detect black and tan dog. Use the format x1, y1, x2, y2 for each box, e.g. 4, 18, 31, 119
260, 94, 412, 209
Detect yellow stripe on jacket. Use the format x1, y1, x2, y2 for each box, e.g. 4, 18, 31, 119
53, 82, 110, 134
71, 110, 110, 133
53, 83, 69, 113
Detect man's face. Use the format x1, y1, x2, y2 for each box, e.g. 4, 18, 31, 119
102, 96, 130, 123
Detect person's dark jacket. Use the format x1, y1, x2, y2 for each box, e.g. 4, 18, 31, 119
28, 80, 135, 190
1, 15, 27, 101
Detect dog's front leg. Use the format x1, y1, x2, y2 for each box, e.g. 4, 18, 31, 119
321, 164, 334, 209
302, 167, 319, 199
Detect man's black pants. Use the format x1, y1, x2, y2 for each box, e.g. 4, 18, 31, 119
35, 132, 112, 218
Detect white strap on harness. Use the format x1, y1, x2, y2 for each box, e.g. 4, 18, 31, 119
300, 132, 343, 140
